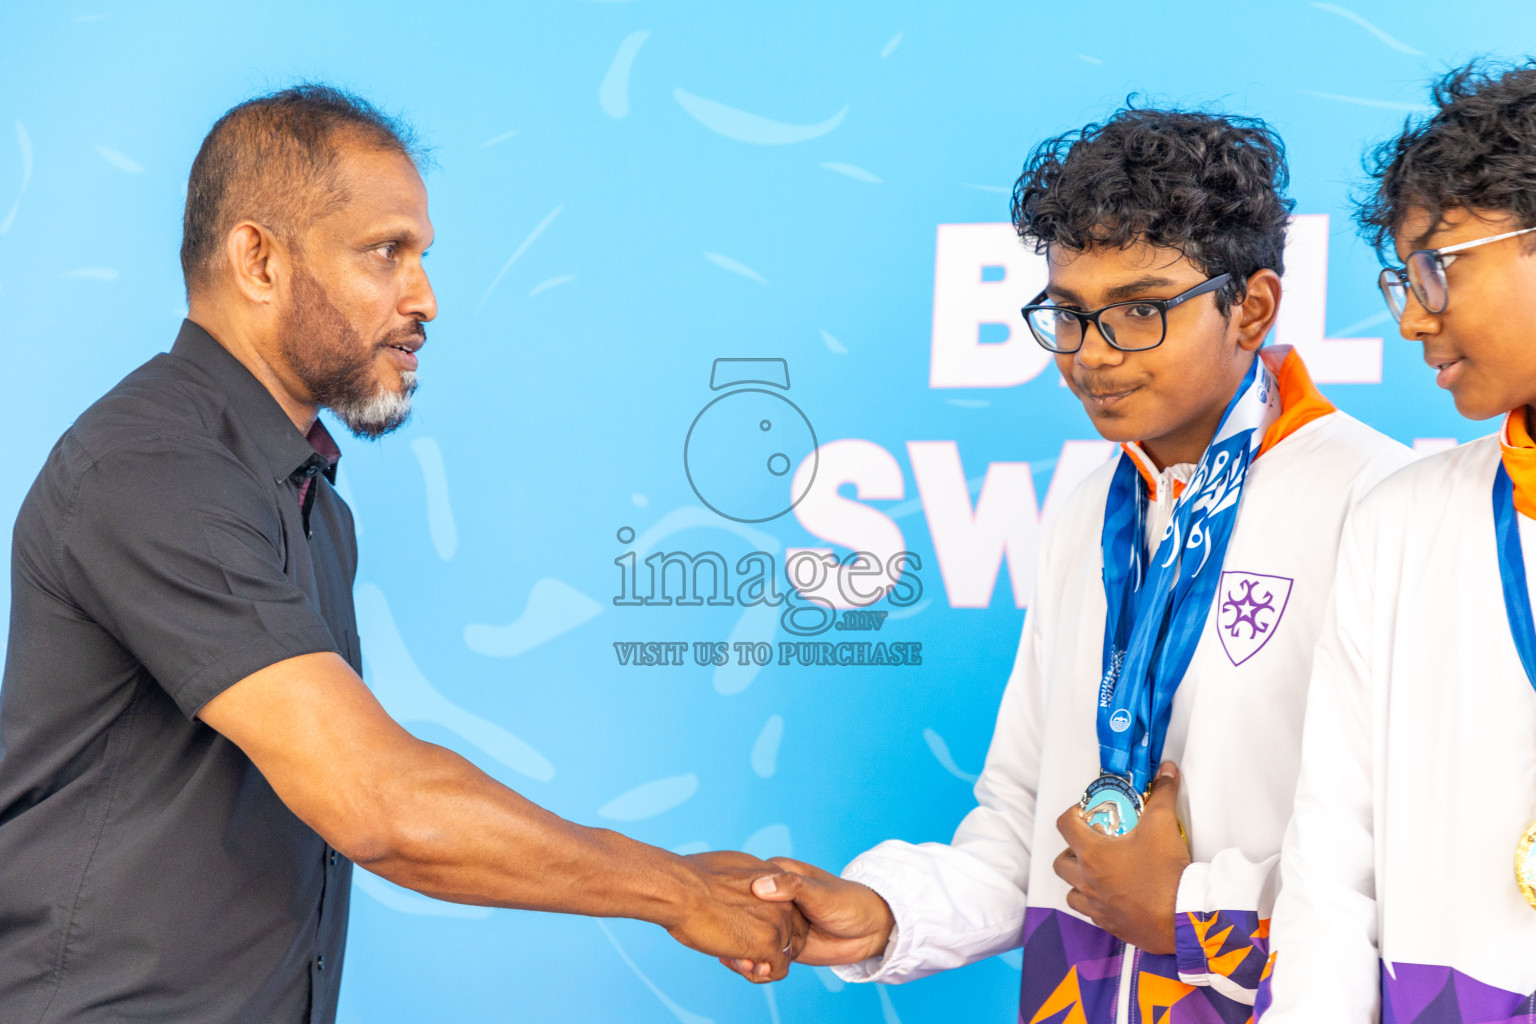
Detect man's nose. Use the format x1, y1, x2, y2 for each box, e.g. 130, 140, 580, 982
403, 263, 438, 323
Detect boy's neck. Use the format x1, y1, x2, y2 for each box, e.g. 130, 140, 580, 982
1139, 405, 1226, 472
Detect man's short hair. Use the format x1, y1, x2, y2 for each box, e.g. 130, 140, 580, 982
180, 83, 423, 294
1011, 105, 1294, 314
1357, 59, 1536, 258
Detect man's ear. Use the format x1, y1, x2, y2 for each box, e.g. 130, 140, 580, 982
224, 220, 290, 308
1234, 269, 1282, 352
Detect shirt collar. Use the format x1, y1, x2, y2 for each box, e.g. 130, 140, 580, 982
1118, 444, 1194, 503
1254, 344, 1335, 457
1500, 407, 1536, 520
169, 319, 342, 486
305, 418, 342, 483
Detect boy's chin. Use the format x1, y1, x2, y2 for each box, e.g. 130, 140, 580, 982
1081, 410, 1140, 445
1449, 388, 1515, 423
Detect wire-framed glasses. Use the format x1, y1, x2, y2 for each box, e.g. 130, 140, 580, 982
1379, 225, 1536, 321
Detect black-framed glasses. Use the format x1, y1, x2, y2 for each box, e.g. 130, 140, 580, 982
1379, 225, 1536, 321
1020, 274, 1232, 354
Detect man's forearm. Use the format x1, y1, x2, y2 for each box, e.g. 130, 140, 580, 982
201, 654, 702, 924
348, 740, 701, 927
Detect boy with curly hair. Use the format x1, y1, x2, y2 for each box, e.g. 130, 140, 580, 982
726, 107, 1411, 1023
1261, 61, 1536, 1023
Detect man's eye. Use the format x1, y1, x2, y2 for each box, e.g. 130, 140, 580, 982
376, 244, 398, 260
1124, 303, 1160, 319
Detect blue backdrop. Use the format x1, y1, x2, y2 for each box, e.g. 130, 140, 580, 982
3, 2, 1529, 1021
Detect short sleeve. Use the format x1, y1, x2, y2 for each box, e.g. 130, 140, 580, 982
57, 435, 341, 718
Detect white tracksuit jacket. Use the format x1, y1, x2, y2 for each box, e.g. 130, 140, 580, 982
832, 349, 1412, 1024
1260, 426, 1536, 1023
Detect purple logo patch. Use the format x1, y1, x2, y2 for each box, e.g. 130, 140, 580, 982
1217, 570, 1293, 666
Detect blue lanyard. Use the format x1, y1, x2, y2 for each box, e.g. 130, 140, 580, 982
1098, 359, 1267, 794
1493, 462, 1536, 687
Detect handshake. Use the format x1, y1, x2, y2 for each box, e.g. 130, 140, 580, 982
671, 851, 896, 984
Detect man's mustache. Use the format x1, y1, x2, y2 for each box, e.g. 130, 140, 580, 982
379, 322, 427, 349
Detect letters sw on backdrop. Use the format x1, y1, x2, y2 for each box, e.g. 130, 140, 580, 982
789, 216, 1381, 613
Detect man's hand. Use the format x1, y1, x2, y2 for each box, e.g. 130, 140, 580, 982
718, 856, 896, 982
667, 851, 808, 982
1053, 761, 1191, 954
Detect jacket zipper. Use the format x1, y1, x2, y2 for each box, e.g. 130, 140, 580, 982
1117, 943, 1140, 1023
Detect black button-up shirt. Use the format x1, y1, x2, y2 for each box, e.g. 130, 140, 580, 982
0, 321, 360, 1023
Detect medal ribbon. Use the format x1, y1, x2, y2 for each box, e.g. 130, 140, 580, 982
1491, 439, 1536, 911
1098, 356, 1278, 794
1493, 462, 1536, 687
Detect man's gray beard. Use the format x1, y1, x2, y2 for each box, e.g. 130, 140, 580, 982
279, 265, 422, 440
329, 370, 416, 439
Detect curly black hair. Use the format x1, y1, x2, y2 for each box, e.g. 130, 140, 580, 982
1357, 59, 1536, 259
1011, 106, 1294, 313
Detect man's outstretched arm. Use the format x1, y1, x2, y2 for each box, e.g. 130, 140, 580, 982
198, 651, 802, 977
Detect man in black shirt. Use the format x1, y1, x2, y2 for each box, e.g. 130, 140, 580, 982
0, 85, 800, 1023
